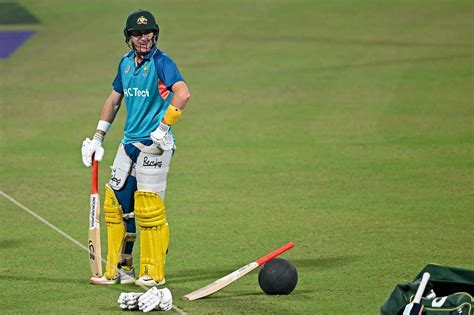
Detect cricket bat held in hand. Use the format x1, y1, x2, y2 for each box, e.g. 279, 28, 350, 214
88, 158, 102, 277
184, 241, 294, 300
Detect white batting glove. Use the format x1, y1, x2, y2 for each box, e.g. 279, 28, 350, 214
117, 292, 143, 310
138, 287, 173, 312
81, 134, 105, 167
150, 122, 174, 152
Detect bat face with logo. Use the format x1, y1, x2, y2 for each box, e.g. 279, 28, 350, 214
88, 158, 103, 277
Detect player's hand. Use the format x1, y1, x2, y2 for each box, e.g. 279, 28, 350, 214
138, 287, 173, 312
150, 122, 174, 152
118, 292, 143, 310
81, 134, 105, 167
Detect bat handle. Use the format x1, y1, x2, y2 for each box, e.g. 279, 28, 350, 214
414, 272, 430, 303
91, 158, 99, 194
256, 241, 294, 266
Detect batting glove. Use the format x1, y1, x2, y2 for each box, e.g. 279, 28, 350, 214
118, 292, 143, 310
81, 133, 105, 167
150, 122, 174, 152
138, 287, 173, 312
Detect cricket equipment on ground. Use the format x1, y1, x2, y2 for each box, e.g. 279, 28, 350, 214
88, 158, 103, 277
118, 292, 142, 310
124, 9, 159, 48
381, 264, 474, 315
103, 185, 126, 279
163, 104, 183, 125
403, 272, 430, 315
81, 135, 104, 167
138, 287, 173, 312
258, 257, 298, 295
184, 241, 295, 300
135, 191, 168, 284
150, 122, 174, 152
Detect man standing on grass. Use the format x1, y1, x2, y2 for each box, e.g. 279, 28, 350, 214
81, 8, 190, 291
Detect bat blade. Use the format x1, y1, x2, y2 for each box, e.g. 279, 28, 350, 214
184, 262, 259, 301
88, 159, 102, 277
184, 241, 294, 300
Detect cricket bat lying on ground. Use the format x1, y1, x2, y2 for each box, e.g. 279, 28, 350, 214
88, 158, 102, 277
184, 241, 294, 300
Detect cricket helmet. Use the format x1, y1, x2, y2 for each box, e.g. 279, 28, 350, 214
123, 9, 159, 43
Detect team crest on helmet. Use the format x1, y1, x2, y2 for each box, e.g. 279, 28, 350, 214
137, 16, 148, 24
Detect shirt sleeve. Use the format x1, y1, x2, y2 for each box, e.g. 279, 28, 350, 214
156, 54, 184, 90
112, 59, 124, 93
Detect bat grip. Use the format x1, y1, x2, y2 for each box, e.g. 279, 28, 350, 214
91, 158, 99, 194
414, 272, 430, 303
256, 241, 294, 266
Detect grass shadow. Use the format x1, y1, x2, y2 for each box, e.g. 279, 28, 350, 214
0, 239, 25, 249
0, 274, 86, 285
290, 255, 358, 271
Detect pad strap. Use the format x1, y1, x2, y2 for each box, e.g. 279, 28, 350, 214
119, 232, 137, 268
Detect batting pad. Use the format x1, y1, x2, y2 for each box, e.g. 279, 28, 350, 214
103, 185, 126, 279
134, 191, 167, 282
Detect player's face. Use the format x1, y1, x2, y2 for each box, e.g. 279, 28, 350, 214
130, 30, 155, 53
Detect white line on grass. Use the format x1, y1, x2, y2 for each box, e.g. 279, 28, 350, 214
0, 190, 187, 315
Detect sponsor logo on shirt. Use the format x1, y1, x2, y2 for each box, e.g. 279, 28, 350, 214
124, 88, 150, 97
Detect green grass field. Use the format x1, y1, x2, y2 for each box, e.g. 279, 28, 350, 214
1, 0, 473, 314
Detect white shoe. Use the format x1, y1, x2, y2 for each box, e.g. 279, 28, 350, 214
90, 275, 119, 285
119, 267, 136, 284
135, 276, 166, 287
89, 267, 136, 285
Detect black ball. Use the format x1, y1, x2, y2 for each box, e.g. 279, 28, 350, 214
258, 258, 298, 295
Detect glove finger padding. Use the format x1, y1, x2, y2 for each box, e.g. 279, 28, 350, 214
81, 138, 92, 167
118, 292, 142, 310
94, 146, 104, 161
150, 122, 174, 152
86, 138, 104, 163
159, 288, 173, 311
138, 287, 173, 312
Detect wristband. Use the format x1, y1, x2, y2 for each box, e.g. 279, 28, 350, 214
163, 104, 183, 125
97, 120, 112, 133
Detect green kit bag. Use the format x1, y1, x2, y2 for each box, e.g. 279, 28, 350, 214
381, 264, 474, 315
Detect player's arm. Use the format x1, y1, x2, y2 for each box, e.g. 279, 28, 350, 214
96, 90, 123, 136
150, 81, 190, 150
160, 81, 190, 126
167, 81, 190, 112
81, 90, 123, 167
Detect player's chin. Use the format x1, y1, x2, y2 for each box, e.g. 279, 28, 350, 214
136, 43, 152, 53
